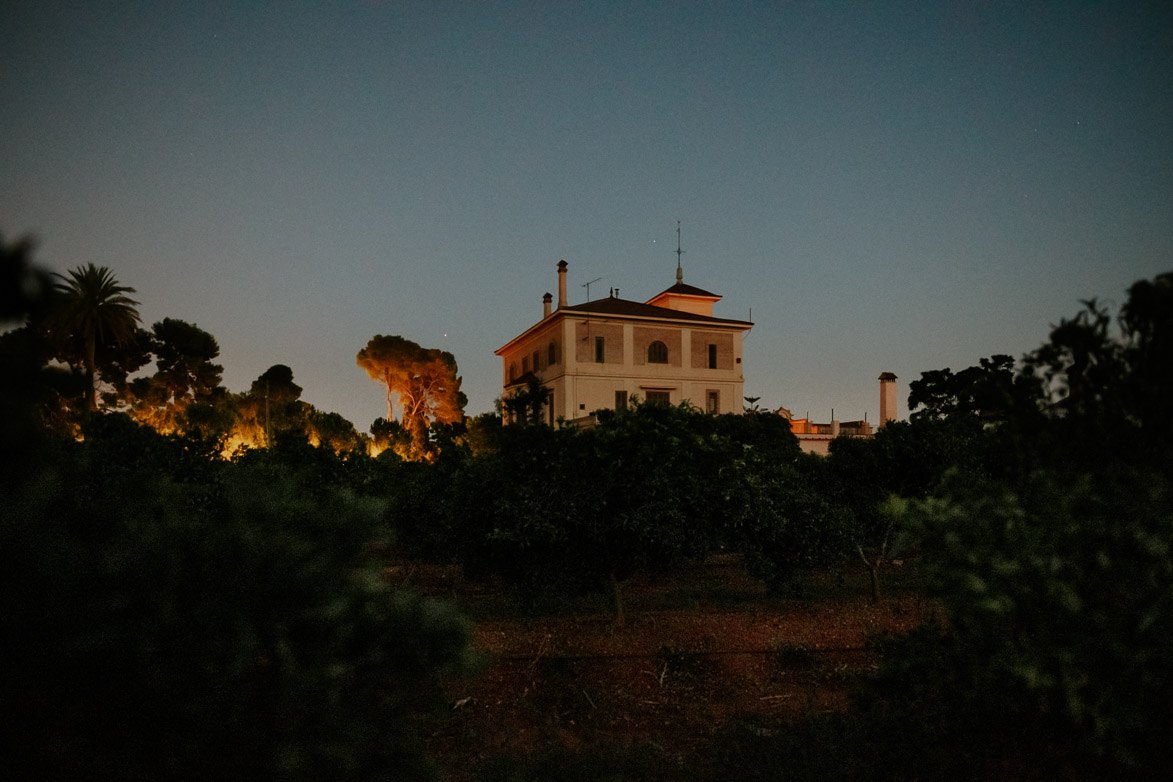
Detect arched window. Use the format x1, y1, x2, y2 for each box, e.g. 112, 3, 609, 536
648, 340, 668, 364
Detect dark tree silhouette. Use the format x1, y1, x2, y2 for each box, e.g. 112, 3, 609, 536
47, 264, 141, 411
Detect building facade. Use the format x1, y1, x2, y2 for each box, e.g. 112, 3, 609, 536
495, 261, 753, 424
777, 372, 899, 455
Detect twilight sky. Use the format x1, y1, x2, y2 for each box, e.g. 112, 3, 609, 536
3, 1, 1171, 430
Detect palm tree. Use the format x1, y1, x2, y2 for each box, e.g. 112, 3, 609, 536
50, 264, 141, 411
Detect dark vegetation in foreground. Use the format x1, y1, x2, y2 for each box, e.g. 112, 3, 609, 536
3, 235, 1171, 780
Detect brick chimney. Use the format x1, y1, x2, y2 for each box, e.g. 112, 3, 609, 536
879, 372, 898, 425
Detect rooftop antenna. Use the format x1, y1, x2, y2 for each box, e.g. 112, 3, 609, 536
582, 277, 602, 302
675, 219, 685, 284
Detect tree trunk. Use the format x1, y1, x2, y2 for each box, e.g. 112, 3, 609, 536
610, 572, 625, 627
86, 335, 97, 411
857, 519, 893, 605
857, 545, 882, 604
384, 369, 394, 421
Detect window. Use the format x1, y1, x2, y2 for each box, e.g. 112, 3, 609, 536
647, 340, 668, 364
615, 390, 628, 410
532, 350, 540, 371
522, 356, 529, 374
548, 341, 556, 365
706, 390, 720, 414
595, 336, 605, 363
509, 363, 518, 382
708, 344, 717, 369
645, 390, 671, 405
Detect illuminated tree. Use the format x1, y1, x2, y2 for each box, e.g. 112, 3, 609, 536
130, 318, 224, 434
225, 364, 308, 450
47, 264, 142, 411
307, 409, 366, 454
357, 335, 465, 459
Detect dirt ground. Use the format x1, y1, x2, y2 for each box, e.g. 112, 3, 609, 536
396, 557, 930, 781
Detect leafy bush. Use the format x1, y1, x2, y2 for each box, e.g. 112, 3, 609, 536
442, 403, 820, 598
1, 422, 475, 782
731, 462, 856, 595
893, 466, 1173, 774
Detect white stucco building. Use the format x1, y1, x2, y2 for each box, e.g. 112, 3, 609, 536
495, 261, 753, 425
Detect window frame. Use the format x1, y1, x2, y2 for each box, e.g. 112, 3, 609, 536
644, 390, 671, 405
647, 340, 669, 364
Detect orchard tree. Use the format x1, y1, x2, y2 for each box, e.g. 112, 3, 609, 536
891, 271, 1173, 775
357, 335, 465, 460
908, 354, 1037, 423
501, 375, 551, 425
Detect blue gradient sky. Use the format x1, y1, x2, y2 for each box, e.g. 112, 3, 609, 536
4, 1, 1171, 430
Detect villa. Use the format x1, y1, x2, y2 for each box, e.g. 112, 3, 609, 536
495, 260, 753, 425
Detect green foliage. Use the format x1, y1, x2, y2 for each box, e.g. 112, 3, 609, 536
434, 402, 824, 597
1021, 273, 1173, 467
732, 460, 856, 595
853, 271, 1173, 776
718, 272, 1173, 778
501, 375, 551, 425
908, 354, 1039, 423
1, 417, 475, 781
900, 468, 1173, 772
449, 422, 606, 590
0, 323, 89, 435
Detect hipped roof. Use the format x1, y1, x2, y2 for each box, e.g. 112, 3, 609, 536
496, 294, 752, 355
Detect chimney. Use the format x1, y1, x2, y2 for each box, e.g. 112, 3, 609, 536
557, 260, 568, 308
879, 372, 898, 426
543, 292, 552, 318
